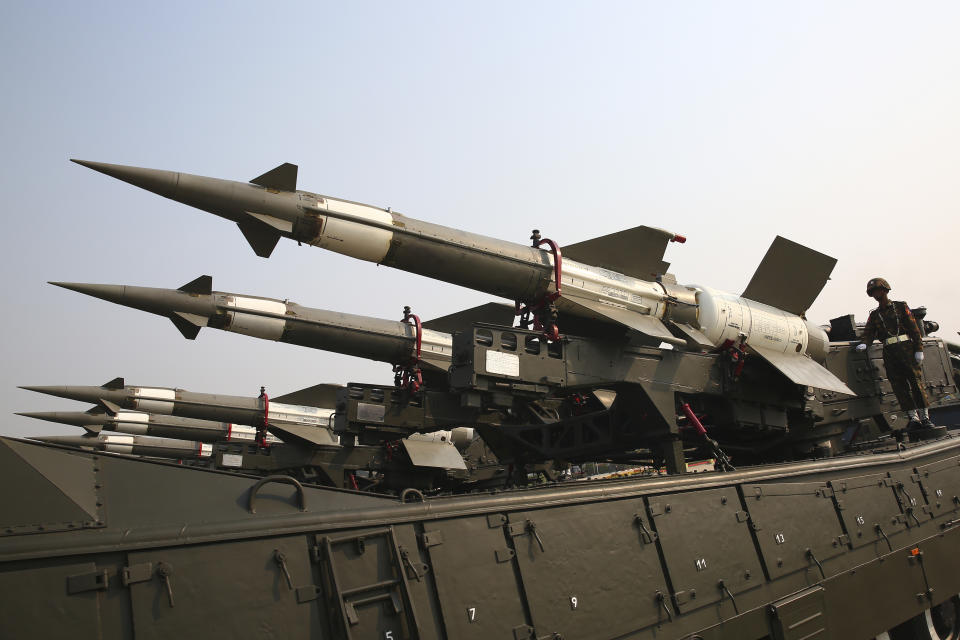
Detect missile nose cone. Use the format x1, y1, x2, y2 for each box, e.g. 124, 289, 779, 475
19, 386, 70, 399
50, 282, 126, 304
70, 159, 179, 199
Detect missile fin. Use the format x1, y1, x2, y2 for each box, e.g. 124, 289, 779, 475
402, 439, 468, 470
742, 236, 837, 316
560, 296, 685, 346
178, 275, 212, 295
98, 399, 124, 415
247, 212, 294, 234
422, 302, 517, 333
563, 225, 675, 281
749, 346, 855, 396
250, 162, 298, 191
273, 383, 341, 409
84, 405, 107, 416
102, 377, 125, 390
267, 423, 338, 447
169, 313, 205, 340
236, 219, 281, 258
82, 424, 103, 435
672, 323, 715, 349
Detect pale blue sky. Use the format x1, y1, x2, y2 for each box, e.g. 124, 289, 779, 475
3, 2, 959, 437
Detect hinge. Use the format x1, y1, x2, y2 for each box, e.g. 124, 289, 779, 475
419, 530, 443, 548
67, 569, 109, 594
496, 548, 516, 563
508, 521, 528, 537
487, 513, 507, 528
512, 624, 535, 639
648, 502, 665, 517
296, 585, 320, 603
735, 510, 750, 523
884, 477, 896, 488
675, 589, 693, 605
121, 562, 154, 586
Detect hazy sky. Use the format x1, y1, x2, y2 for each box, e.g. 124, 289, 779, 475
2, 2, 959, 438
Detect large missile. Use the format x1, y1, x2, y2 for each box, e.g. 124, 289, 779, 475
32, 433, 214, 460
16, 409, 282, 444
20, 379, 339, 446
73, 159, 852, 394
48, 276, 500, 371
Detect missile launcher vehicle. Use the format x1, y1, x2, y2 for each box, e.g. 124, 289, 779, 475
4, 159, 960, 639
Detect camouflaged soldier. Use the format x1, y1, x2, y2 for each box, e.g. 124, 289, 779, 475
855, 278, 934, 430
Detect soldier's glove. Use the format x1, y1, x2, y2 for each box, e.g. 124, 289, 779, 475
855, 343, 867, 352
915, 351, 924, 363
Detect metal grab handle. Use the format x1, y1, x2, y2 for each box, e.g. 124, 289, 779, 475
248, 475, 307, 514
157, 562, 175, 608
875, 524, 893, 552
527, 520, 545, 552
718, 579, 739, 614
274, 550, 294, 589
807, 548, 826, 579
655, 591, 673, 622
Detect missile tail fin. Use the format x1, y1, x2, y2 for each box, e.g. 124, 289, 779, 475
178, 275, 212, 295
236, 220, 281, 258
102, 377, 125, 390
563, 225, 675, 281
82, 424, 103, 435
249, 163, 298, 191
560, 296, 685, 346
170, 312, 205, 340
742, 236, 836, 316
98, 399, 124, 415
422, 302, 517, 333
247, 212, 293, 233
749, 346, 854, 396
273, 383, 341, 409
267, 424, 338, 447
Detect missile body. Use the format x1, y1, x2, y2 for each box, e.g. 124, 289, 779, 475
20, 380, 336, 444
73, 160, 834, 368
17, 410, 281, 444
50, 278, 453, 369
33, 433, 213, 459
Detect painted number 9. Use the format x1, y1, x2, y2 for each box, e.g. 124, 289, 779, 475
570, 596, 578, 610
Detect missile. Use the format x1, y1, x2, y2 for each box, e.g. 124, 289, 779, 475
48, 276, 508, 371
73, 159, 852, 394
16, 409, 281, 444
20, 379, 339, 446
31, 433, 214, 460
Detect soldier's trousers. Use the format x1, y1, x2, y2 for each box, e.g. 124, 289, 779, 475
883, 344, 928, 411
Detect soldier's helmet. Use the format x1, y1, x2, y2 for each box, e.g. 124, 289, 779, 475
866, 277, 891, 295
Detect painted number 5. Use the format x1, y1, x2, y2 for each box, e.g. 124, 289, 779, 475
385, 632, 394, 640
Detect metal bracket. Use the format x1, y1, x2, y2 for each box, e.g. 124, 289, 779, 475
513, 624, 535, 639
296, 585, 320, 603
487, 513, 507, 528
419, 530, 443, 548
67, 569, 109, 594
634, 514, 658, 544
648, 502, 665, 517
496, 548, 516, 563
121, 562, 153, 587
735, 510, 750, 523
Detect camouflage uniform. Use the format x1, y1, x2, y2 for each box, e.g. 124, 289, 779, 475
860, 301, 928, 410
